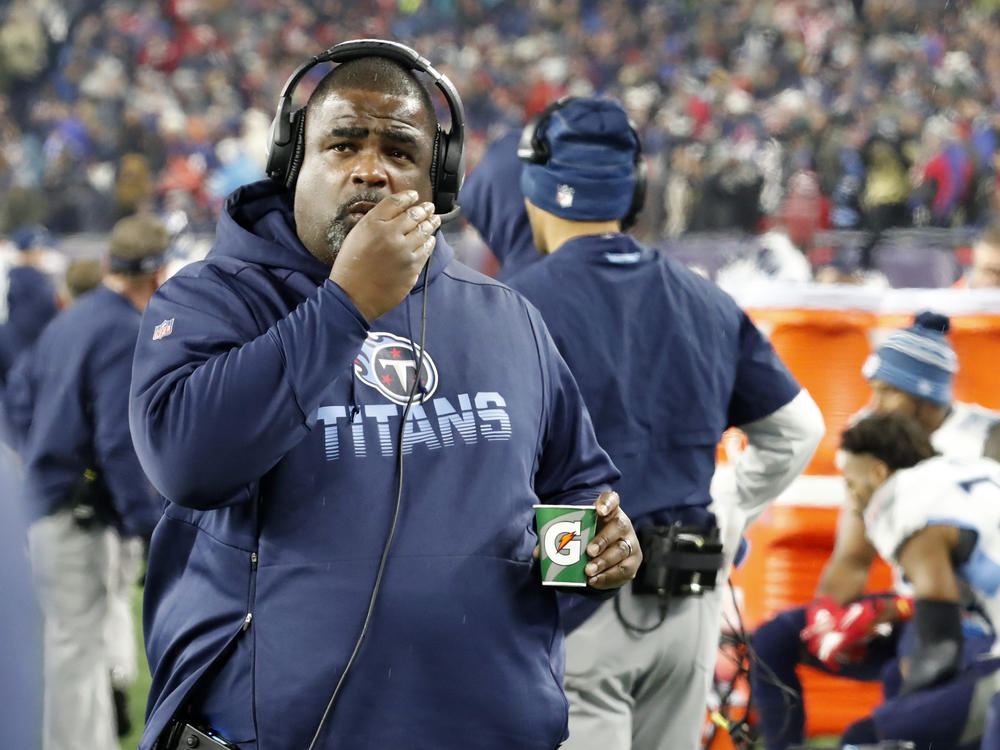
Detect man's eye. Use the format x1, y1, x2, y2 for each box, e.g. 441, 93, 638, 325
330, 142, 352, 152
389, 149, 413, 161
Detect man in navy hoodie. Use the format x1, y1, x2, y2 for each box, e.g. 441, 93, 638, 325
11, 213, 168, 750
0, 224, 60, 387
496, 97, 824, 749
128, 42, 641, 750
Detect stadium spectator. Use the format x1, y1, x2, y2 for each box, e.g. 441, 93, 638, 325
860, 118, 912, 236
910, 115, 976, 228
0, 1, 50, 128
834, 412, 1000, 749
481, 94, 822, 749
954, 222, 1000, 289
688, 142, 766, 234
11, 213, 168, 750
715, 225, 814, 287
127, 42, 641, 750
750, 311, 999, 750
777, 168, 831, 251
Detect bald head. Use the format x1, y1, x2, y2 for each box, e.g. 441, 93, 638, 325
307, 57, 438, 141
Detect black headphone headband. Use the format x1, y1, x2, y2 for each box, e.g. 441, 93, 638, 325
516, 96, 647, 231
265, 39, 466, 219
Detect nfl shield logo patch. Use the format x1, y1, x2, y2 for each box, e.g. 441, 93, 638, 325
152, 318, 174, 340
556, 184, 575, 208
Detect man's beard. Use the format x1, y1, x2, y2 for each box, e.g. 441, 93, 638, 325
320, 190, 384, 265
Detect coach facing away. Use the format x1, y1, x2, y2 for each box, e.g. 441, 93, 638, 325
11, 213, 168, 750
500, 95, 824, 750
128, 39, 641, 750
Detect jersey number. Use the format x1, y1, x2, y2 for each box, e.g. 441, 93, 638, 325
958, 476, 1000, 494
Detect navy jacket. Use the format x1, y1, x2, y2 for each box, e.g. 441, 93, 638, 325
461, 131, 541, 280
129, 181, 618, 750
8, 285, 161, 536
507, 233, 802, 524
0, 265, 59, 383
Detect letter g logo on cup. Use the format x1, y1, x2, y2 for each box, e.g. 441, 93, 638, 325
534, 504, 596, 586
543, 520, 582, 565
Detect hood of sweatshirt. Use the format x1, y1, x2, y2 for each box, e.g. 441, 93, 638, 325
213, 179, 453, 291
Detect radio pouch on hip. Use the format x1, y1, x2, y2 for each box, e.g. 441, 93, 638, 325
63, 468, 112, 530
632, 521, 724, 599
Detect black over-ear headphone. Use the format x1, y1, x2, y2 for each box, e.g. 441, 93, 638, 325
265, 38, 466, 219
516, 96, 647, 231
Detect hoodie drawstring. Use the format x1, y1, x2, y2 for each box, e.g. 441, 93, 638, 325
404, 295, 427, 399
348, 367, 360, 422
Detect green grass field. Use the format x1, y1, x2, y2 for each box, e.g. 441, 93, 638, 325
121, 584, 150, 750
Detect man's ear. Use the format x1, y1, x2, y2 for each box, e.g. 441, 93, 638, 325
154, 265, 170, 288
873, 459, 891, 485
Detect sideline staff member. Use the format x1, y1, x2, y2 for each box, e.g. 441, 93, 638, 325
499, 96, 823, 749
129, 40, 641, 750
12, 214, 168, 750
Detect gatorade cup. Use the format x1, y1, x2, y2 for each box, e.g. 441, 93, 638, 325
533, 504, 598, 587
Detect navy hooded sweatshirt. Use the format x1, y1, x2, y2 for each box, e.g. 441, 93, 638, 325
507, 233, 802, 524
8, 284, 162, 536
0, 265, 59, 384
128, 180, 618, 750
505, 234, 802, 631
461, 131, 541, 280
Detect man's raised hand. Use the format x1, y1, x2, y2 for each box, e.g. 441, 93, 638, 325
330, 190, 440, 322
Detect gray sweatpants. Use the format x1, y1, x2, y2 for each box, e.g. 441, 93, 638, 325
29, 510, 119, 750
561, 584, 724, 750
105, 534, 143, 690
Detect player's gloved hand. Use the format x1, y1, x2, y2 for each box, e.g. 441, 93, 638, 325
801, 595, 913, 671
801, 595, 844, 662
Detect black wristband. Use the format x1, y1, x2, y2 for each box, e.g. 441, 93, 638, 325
913, 598, 963, 644
902, 598, 963, 694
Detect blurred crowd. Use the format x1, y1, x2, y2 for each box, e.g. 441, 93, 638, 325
2, 0, 1000, 259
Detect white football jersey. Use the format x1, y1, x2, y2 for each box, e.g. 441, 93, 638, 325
932, 401, 1000, 459
865, 455, 1000, 653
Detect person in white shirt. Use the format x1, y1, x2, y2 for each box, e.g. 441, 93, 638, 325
750, 310, 999, 750
835, 412, 1000, 748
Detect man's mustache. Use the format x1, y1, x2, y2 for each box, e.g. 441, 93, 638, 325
335, 191, 386, 221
